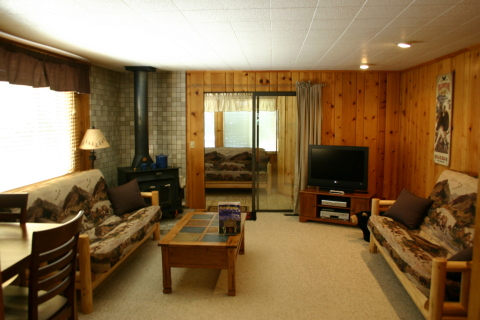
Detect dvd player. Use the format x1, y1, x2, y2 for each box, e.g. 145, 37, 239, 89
320, 210, 349, 221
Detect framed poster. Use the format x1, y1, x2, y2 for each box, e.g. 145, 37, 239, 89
434, 72, 453, 166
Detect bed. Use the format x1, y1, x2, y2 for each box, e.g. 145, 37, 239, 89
205, 147, 272, 194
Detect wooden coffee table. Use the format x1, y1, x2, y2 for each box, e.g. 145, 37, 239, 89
158, 211, 245, 296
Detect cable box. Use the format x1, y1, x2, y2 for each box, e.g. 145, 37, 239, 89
321, 199, 347, 207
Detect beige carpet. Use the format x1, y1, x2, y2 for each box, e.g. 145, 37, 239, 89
78, 213, 424, 320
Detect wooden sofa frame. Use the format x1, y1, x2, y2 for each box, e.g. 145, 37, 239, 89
205, 163, 272, 195
369, 199, 472, 320
75, 191, 160, 314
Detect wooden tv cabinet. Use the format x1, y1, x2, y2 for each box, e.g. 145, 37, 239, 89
299, 188, 376, 226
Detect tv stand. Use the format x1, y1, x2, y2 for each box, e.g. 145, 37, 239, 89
299, 188, 376, 226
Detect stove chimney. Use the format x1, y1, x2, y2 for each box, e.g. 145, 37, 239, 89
125, 66, 156, 168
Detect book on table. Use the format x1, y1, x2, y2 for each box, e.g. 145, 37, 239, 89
218, 202, 241, 235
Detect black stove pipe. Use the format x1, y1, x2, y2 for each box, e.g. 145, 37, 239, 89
125, 66, 156, 168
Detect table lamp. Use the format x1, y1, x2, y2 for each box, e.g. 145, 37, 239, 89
79, 127, 110, 169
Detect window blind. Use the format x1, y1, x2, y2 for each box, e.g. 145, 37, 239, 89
0, 82, 76, 192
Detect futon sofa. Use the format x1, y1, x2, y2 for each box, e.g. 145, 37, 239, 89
205, 147, 272, 194
6, 169, 161, 314
368, 169, 475, 319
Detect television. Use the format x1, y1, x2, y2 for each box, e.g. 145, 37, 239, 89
307, 145, 369, 193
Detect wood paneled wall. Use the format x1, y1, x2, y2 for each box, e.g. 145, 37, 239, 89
187, 45, 480, 209
186, 71, 400, 208
398, 46, 480, 198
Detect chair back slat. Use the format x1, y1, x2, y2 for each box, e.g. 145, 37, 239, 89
28, 210, 84, 320
0, 193, 28, 224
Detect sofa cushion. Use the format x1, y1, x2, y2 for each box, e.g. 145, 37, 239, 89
87, 205, 161, 273
7, 169, 114, 232
422, 170, 477, 253
107, 179, 146, 216
368, 215, 449, 296
384, 188, 433, 229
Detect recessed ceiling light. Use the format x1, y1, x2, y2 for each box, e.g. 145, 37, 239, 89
398, 43, 411, 48
360, 64, 369, 69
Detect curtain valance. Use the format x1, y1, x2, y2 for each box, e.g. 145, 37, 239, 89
204, 93, 276, 112
0, 39, 90, 94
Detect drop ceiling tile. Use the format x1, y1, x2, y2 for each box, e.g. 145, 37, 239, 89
445, 2, 480, 17
0, 0, 88, 14
270, 8, 315, 21
182, 10, 229, 23
271, 20, 312, 30
313, 6, 362, 20
270, 0, 318, 8
271, 29, 308, 39
219, 0, 270, 9
341, 28, 379, 42
426, 16, 477, 30
123, 0, 178, 12
386, 17, 432, 28
235, 31, 272, 39
364, 0, 412, 6
400, 5, 455, 19
225, 9, 270, 21
75, 0, 134, 14
140, 11, 189, 24
349, 18, 391, 29
191, 22, 234, 32
356, 5, 408, 19
305, 29, 346, 40
172, 0, 224, 10
310, 19, 351, 29
317, 0, 365, 6
230, 21, 271, 31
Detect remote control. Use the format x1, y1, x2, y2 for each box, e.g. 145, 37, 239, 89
329, 190, 345, 195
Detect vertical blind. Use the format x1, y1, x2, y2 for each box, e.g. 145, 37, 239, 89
0, 82, 76, 192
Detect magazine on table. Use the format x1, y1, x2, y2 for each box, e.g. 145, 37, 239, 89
218, 202, 241, 235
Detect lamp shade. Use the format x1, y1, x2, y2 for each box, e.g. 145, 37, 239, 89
79, 128, 110, 150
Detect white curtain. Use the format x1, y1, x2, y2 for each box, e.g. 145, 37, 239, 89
204, 93, 276, 112
293, 81, 325, 214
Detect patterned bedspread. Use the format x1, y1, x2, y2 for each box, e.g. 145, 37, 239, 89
205, 147, 269, 182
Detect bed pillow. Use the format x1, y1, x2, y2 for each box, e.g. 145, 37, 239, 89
107, 179, 146, 216
384, 188, 433, 229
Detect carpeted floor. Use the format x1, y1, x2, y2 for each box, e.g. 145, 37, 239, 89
78, 212, 424, 320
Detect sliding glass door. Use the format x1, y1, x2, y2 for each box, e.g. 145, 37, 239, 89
252, 92, 296, 216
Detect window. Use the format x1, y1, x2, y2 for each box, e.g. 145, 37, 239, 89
205, 111, 277, 151
223, 111, 277, 151
204, 111, 215, 148
0, 82, 76, 192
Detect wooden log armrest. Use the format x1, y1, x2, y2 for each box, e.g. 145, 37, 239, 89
371, 198, 395, 216
369, 198, 395, 253
140, 190, 160, 206
76, 233, 93, 314
429, 258, 471, 320
75, 192, 161, 314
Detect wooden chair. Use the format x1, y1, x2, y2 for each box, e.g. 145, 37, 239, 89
0, 193, 28, 224
3, 211, 84, 320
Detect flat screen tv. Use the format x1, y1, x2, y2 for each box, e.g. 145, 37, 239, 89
307, 145, 369, 193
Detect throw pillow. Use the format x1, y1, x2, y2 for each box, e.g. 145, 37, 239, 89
384, 188, 433, 229
447, 247, 473, 282
106, 179, 146, 216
